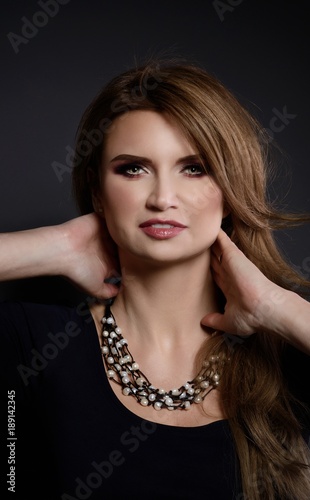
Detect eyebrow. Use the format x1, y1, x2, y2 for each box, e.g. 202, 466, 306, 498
109, 154, 203, 164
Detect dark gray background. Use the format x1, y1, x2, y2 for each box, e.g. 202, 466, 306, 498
0, 0, 309, 303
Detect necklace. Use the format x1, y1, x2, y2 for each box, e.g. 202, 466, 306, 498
100, 303, 225, 411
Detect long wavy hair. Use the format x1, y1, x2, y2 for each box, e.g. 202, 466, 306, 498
72, 58, 310, 499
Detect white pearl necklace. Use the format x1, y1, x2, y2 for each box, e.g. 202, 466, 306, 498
100, 305, 225, 411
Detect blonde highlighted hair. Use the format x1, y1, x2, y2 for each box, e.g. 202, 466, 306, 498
72, 58, 310, 498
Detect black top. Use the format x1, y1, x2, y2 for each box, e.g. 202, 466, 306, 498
0, 300, 309, 500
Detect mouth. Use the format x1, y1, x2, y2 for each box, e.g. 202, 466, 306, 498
139, 219, 187, 239
139, 219, 187, 228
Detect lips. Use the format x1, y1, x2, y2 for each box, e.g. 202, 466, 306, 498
139, 219, 186, 228
139, 219, 187, 239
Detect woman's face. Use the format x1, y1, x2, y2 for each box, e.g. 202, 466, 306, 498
97, 110, 225, 265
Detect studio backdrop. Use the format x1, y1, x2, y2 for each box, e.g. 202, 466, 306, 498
0, 0, 309, 303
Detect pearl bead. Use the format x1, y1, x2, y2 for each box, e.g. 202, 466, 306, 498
101, 306, 223, 411
165, 397, 173, 406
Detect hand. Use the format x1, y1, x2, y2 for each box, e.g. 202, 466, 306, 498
201, 229, 285, 336
60, 213, 121, 299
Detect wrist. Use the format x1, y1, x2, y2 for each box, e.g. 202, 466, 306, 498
253, 284, 291, 335
256, 286, 310, 351
30, 224, 70, 277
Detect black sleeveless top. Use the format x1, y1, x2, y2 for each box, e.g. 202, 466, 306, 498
0, 300, 309, 499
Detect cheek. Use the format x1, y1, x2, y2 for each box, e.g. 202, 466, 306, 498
184, 181, 224, 219
101, 185, 140, 230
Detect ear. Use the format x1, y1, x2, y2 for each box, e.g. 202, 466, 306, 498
87, 167, 104, 216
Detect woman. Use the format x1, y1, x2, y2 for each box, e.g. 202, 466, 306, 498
1, 59, 310, 499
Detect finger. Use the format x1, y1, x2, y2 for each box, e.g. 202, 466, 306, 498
201, 312, 226, 332
211, 229, 232, 262
214, 228, 236, 255
210, 253, 222, 271
211, 240, 222, 261
211, 271, 225, 293
97, 282, 120, 300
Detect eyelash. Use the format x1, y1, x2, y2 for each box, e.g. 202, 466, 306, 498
114, 163, 207, 178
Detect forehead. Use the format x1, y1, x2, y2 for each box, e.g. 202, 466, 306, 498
102, 110, 197, 162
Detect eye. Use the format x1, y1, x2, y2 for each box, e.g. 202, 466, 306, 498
114, 164, 146, 178
182, 164, 206, 176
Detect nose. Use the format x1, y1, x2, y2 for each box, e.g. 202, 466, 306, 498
146, 174, 179, 211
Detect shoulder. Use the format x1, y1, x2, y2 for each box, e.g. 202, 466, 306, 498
0, 299, 94, 330
0, 299, 95, 362
0, 299, 97, 395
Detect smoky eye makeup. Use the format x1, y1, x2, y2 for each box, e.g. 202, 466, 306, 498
112, 163, 147, 178
181, 163, 207, 176
113, 162, 207, 178
109, 154, 209, 178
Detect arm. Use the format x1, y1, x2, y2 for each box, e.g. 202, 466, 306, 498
0, 214, 120, 299
202, 229, 310, 353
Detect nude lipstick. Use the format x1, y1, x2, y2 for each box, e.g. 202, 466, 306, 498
139, 219, 187, 239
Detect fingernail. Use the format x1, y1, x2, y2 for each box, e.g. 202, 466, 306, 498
104, 276, 122, 285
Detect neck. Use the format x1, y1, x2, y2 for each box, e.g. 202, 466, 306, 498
111, 251, 220, 351
92, 251, 224, 392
